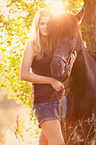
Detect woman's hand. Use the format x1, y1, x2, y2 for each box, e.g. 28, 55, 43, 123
67, 51, 77, 76
70, 51, 77, 66
50, 78, 64, 92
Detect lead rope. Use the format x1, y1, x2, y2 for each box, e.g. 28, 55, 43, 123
58, 51, 77, 121
58, 87, 65, 121
49, 50, 77, 120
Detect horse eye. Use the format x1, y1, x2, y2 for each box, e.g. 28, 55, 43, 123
71, 35, 75, 41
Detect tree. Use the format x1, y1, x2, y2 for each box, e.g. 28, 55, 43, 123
82, 0, 96, 50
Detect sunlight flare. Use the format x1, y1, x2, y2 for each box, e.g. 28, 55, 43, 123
47, 1, 64, 16
81, 2, 84, 6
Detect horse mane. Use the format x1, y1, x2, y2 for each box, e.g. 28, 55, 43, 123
48, 13, 81, 37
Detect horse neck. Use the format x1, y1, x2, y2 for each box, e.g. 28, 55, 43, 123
72, 35, 95, 88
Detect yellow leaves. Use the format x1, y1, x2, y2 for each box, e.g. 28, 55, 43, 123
8, 94, 14, 99
0, 83, 6, 88
5, 87, 9, 93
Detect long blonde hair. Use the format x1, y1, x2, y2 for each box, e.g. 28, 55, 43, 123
29, 8, 52, 60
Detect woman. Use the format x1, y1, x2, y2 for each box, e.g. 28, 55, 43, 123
20, 8, 66, 145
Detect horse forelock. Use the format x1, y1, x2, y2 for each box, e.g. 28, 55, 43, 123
48, 13, 80, 37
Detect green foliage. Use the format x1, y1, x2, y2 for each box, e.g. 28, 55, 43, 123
64, 0, 84, 13
0, 0, 45, 108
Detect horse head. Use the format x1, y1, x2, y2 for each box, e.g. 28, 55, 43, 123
49, 8, 85, 78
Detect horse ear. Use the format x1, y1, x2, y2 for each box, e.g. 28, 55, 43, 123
75, 8, 85, 23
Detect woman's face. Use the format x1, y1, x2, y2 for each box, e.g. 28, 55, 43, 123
39, 16, 50, 36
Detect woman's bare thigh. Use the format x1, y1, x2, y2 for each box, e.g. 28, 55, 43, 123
39, 129, 49, 145
41, 120, 64, 145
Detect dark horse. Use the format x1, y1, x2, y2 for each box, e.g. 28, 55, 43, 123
48, 8, 96, 144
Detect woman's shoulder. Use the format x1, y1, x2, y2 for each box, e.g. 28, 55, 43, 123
26, 40, 38, 50
25, 40, 38, 57
26, 40, 34, 47
24, 40, 35, 55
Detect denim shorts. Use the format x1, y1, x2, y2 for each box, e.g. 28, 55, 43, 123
34, 97, 67, 128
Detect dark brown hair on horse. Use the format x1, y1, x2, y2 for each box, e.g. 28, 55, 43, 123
49, 8, 96, 144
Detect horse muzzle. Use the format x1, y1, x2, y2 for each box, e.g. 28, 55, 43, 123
50, 57, 66, 77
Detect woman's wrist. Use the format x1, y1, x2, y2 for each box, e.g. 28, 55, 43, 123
48, 77, 54, 85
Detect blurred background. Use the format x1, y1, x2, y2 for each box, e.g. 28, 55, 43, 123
0, 87, 39, 145
0, 87, 23, 144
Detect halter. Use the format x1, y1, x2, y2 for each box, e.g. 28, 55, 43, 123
53, 34, 78, 76
53, 55, 68, 63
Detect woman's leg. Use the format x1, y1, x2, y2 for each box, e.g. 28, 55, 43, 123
41, 120, 64, 145
39, 129, 49, 145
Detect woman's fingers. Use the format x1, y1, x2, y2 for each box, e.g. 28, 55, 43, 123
50, 78, 64, 92
56, 83, 64, 92
70, 51, 77, 67
70, 51, 77, 62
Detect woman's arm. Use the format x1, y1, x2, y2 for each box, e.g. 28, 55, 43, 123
20, 40, 64, 91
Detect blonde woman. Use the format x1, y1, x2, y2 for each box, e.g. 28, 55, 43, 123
20, 8, 66, 145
